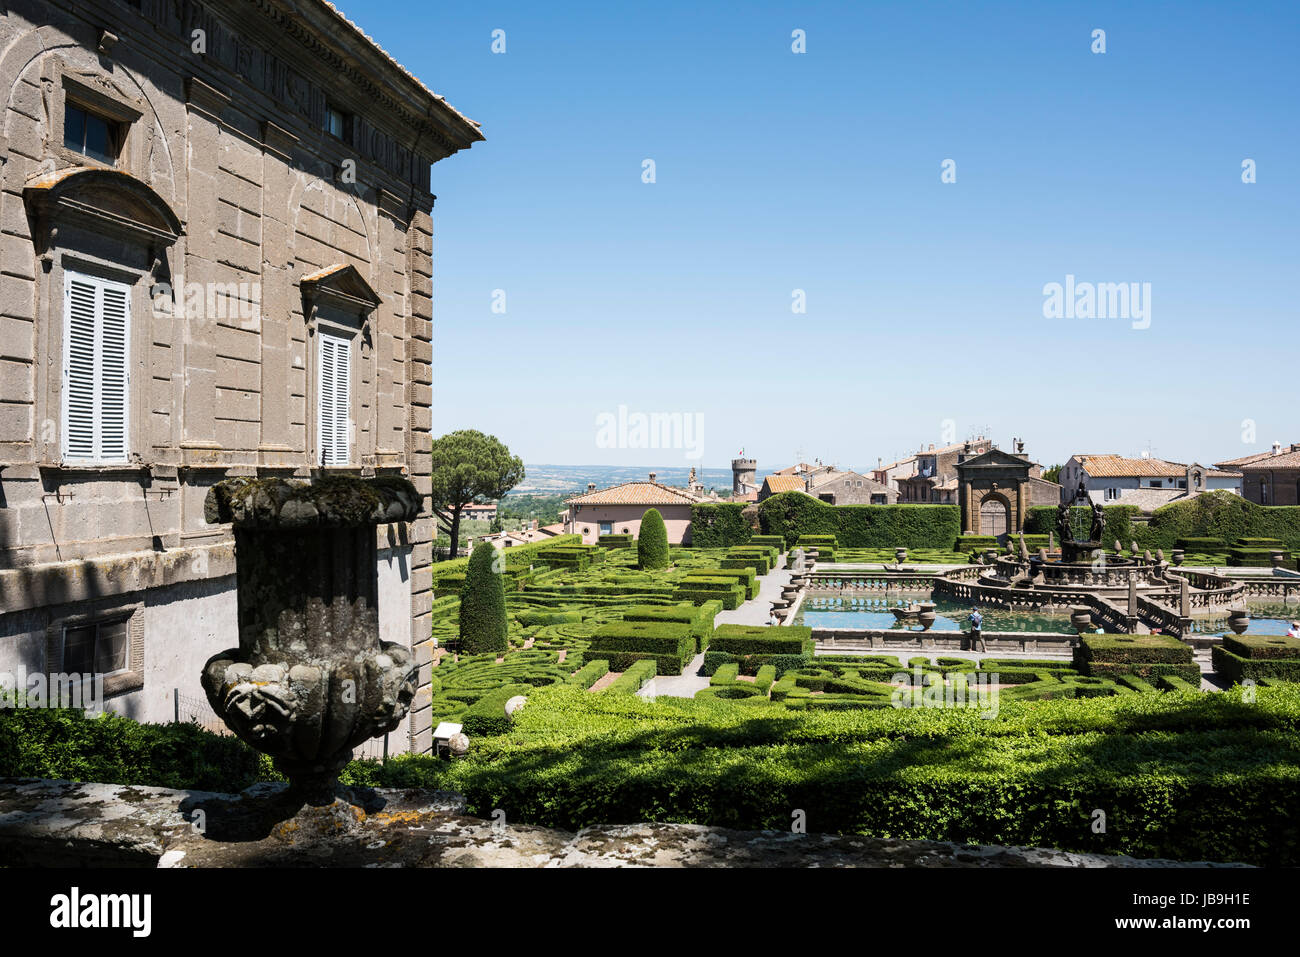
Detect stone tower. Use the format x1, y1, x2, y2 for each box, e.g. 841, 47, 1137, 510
731, 456, 757, 495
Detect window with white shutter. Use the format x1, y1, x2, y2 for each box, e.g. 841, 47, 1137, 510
317, 332, 352, 466
62, 271, 131, 464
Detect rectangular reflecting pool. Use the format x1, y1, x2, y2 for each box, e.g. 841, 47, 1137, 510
794, 596, 1071, 633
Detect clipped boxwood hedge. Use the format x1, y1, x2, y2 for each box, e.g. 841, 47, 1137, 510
758, 492, 959, 549
461, 682, 533, 737
689, 503, 751, 548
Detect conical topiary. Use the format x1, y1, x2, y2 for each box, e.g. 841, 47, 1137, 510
459, 542, 507, 655
637, 508, 670, 570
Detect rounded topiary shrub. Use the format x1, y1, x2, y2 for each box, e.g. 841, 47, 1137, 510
459, 542, 507, 655
638, 508, 670, 570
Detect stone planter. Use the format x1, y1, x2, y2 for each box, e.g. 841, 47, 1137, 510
983, 548, 998, 564
1271, 550, 1286, 569
1171, 549, 1185, 566
1070, 606, 1093, 633
895, 547, 908, 565
200, 476, 422, 804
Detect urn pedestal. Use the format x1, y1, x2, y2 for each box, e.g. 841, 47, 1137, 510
201, 477, 422, 805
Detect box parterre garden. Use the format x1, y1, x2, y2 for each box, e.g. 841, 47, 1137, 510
5, 526, 1300, 866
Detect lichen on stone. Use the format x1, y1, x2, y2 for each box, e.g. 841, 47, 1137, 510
204, 476, 420, 528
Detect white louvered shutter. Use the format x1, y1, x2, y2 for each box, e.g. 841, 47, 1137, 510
63, 271, 131, 463
317, 332, 351, 466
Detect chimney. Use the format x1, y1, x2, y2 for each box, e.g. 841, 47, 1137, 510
649, 471, 657, 483
587, 482, 596, 492
877, 457, 883, 468
1273, 442, 1283, 456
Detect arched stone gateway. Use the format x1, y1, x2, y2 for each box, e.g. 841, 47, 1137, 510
979, 496, 1009, 536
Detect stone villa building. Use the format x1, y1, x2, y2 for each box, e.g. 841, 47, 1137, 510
1060, 454, 1241, 509
1216, 442, 1300, 506
0, 0, 481, 755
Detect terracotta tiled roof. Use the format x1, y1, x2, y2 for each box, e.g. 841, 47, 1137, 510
1233, 450, 1300, 470
762, 475, 807, 494
1078, 455, 1189, 478
775, 463, 815, 475
731, 491, 759, 503
876, 455, 916, 472
565, 482, 703, 506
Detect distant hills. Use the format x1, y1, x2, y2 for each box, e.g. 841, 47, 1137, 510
510, 464, 738, 495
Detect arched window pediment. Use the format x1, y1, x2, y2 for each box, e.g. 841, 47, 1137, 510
23, 166, 182, 257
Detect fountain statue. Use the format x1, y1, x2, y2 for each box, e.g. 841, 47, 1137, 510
200, 476, 422, 804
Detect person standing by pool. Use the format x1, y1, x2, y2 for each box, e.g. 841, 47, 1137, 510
969, 606, 985, 653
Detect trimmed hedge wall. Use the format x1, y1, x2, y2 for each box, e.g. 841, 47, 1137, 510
358, 683, 1300, 866
461, 682, 533, 737
682, 568, 758, 599
603, 658, 657, 694
1073, 635, 1201, 684
690, 503, 751, 548
710, 624, 813, 657
758, 493, 959, 549
622, 603, 716, 652
586, 620, 695, 675
1037, 492, 1300, 552
430, 534, 582, 587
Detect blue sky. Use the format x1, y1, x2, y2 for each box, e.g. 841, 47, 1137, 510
345, 0, 1298, 472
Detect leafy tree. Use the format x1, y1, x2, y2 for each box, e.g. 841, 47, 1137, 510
459, 542, 507, 655
430, 430, 525, 555
1042, 464, 1063, 485
638, 508, 669, 569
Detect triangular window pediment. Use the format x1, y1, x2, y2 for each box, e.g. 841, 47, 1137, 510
300, 264, 381, 315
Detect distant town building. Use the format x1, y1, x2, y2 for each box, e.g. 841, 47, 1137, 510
757, 474, 808, 502
564, 473, 708, 544
731, 455, 758, 496
1060, 454, 1241, 509
461, 502, 498, 523
896, 437, 994, 503
1216, 442, 1300, 506
806, 469, 895, 505
756, 466, 896, 505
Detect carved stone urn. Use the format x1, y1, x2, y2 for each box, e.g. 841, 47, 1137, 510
1171, 549, 1185, 566
916, 602, 937, 631
1226, 608, 1251, 636
1070, 606, 1093, 633
201, 476, 421, 804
